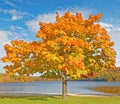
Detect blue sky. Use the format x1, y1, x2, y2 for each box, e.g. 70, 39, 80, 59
0, 0, 120, 72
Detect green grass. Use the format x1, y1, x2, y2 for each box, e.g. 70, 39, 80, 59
0, 96, 120, 104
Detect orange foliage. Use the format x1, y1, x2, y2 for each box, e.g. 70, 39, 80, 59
1, 11, 116, 80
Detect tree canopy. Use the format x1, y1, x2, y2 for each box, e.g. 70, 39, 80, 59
1, 11, 116, 79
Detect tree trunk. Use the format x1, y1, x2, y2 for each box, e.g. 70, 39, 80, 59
62, 76, 67, 99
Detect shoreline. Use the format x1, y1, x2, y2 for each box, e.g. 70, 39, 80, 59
0, 92, 117, 97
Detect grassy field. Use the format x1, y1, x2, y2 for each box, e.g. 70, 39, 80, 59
0, 96, 120, 104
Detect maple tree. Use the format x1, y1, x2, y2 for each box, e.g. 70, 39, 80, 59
1, 11, 116, 99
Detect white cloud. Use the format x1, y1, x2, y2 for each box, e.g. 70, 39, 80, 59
0, 8, 32, 21
10, 25, 23, 31
7, 9, 23, 21
0, 30, 11, 73
99, 22, 120, 66
26, 8, 93, 33
113, 26, 120, 32
9, 25, 29, 39
3, 0, 16, 7
97, 22, 120, 66
11, 14, 22, 21
99, 22, 120, 33
100, 22, 113, 28
26, 13, 56, 33
99, 22, 113, 32
109, 28, 120, 66
0, 30, 11, 58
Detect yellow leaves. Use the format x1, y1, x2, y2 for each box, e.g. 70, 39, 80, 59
14, 67, 22, 73
76, 12, 83, 22
109, 41, 114, 47
103, 48, 116, 57
66, 38, 86, 47
99, 28, 107, 35
36, 31, 46, 39
30, 41, 42, 55
11, 40, 24, 46
67, 57, 85, 70
3, 65, 13, 74
63, 11, 71, 19
4, 44, 13, 52
1, 57, 11, 62
55, 36, 88, 49
46, 41, 59, 51
87, 24, 100, 34
41, 50, 63, 63
89, 13, 102, 22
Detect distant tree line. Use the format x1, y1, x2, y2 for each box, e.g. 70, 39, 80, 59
0, 73, 61, 83
90, 67, 120, 81
0, 67, 120, 82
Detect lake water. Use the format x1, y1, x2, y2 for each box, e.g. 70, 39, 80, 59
0, 81, 120, 96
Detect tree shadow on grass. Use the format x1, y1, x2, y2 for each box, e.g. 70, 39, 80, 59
0, 95, 61, 101
26, 96, 61, 101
